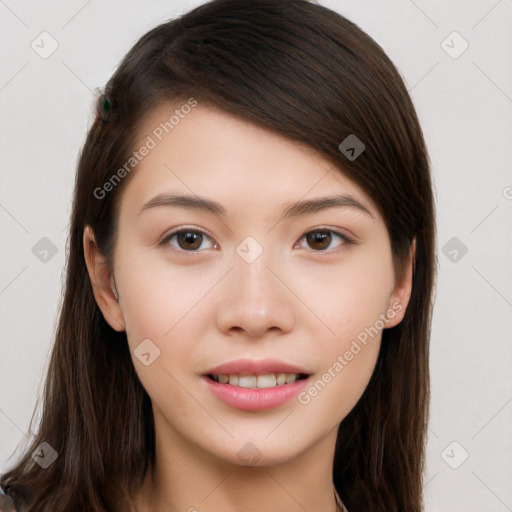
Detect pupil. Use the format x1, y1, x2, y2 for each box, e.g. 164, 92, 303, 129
178, 231, 201, 250
307, 231, 330, 250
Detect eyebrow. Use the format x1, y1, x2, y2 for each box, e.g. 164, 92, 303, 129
138, 192, 374, 220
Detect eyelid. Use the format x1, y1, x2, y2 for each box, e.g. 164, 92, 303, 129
295, 227, 356, 251
157, 225, 217, 248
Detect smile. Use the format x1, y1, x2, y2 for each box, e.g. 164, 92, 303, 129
207, 372, 308, 388
202, 373, 311, 411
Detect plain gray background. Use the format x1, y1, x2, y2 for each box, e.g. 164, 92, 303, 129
1, 1, 511, 510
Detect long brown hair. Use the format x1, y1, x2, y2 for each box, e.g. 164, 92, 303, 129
1, 1, 436, 510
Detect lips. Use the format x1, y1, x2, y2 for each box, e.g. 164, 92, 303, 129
202, 358, 312, 410
204, 358, 310, 376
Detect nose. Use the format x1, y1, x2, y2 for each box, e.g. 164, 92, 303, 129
215, 250, 296, 339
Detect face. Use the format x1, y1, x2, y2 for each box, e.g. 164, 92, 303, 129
84, 102, 413, 468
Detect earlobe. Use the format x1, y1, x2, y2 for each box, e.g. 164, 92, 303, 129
385, 237, 416, 328
83, 225, 126, 332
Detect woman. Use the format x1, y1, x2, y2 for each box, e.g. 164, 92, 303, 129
0, 0, 436, 510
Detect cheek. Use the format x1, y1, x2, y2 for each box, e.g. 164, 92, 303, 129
291, 245, 393, 414
298, 338, 381, 430
297, 262, 387, 423
293, 247, 395, 340
116, 248, 202, 337
116, 252, 213, 380
116, 259, 205, 417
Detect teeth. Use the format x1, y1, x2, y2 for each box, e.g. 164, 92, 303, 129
257, 374, 276, 388
212, 372, 303, 388
238, 375, 257, 388
285, 373, 296, 384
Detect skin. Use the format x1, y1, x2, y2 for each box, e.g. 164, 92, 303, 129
83, 103, 415, 512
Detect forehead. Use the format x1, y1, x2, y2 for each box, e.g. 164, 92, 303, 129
119, 103, 377, 221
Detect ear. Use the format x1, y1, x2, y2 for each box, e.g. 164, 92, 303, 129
385, 237, 416, 328
83, 225, 126, 332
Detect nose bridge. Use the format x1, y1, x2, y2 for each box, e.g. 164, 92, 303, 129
233, 237, 279, 307
236, 248, 271, 297
215, 236, 295, 337
233, 233, 274, 289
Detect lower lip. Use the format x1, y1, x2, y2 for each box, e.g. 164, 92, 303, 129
202, 376, 311, 411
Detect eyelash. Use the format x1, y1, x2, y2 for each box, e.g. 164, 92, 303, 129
157, 227, 356, 256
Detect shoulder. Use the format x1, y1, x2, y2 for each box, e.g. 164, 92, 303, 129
0, 490, 18, 512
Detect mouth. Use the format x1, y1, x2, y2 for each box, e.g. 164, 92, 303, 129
202, 358, 312, 410
201, 359, 312, 411
205, 372, 309, 389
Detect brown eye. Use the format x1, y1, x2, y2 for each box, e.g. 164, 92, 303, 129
176, 231, 203, 250
306, 230, 332, 250
298, 229, 354, 252
159, 229, 216, 252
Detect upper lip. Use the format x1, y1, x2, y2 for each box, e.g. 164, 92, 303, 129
205, 358, 310, 376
